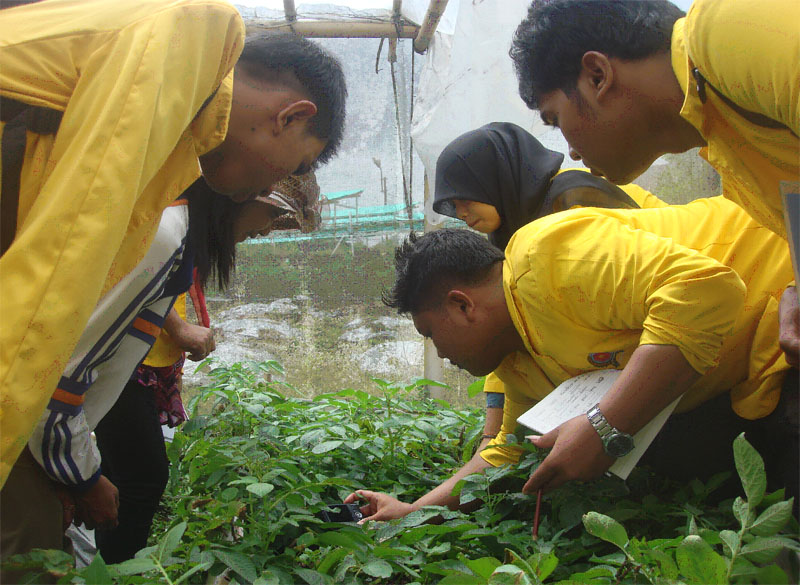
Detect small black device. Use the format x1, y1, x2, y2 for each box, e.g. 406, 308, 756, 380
316, 503, 364, 523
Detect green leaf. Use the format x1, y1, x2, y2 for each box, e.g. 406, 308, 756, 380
213, 549, 258, 583
440, 576, 486, 585
489, 565, 535, 585
467, 377, 486, 398
465, 557, 503, 579
529, 551, 558, 581
246, 482, 275, 497
732, 497, 750, 528
155, 521, 187, 561
362, 559, 393, 578
295, 567, 335, 585
739, 536, 786, 564
718, 529, 740, 557
749, 500, 794, 536
582, 512, 629, 550
173, 561, 215, 585
312, 440, 344, 454
675, 535, 727, 585
317, 548, 349, 575
733, 433, 766, 507
754, 564, 789, 584
113, 557, 159, 575
84, 553, 113, 584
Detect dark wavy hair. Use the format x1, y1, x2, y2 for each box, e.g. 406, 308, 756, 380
185, 179, 244, 290
510, 0, 684, 109
383, 229, 505, 314
238, 32, 347, 165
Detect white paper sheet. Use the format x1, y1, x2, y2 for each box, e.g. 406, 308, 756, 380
517, 370, 681, 480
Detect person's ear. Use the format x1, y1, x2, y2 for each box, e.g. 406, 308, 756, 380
579, 51, 614, 102
276, 100, 318, 134
445, 289, 477, 323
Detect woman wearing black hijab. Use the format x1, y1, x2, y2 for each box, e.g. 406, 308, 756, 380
433, 122, 657, 249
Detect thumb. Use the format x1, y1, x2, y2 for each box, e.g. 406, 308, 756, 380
527, 427, 559, 450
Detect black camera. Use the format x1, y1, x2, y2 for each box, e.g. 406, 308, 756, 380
316, 503, 364, 523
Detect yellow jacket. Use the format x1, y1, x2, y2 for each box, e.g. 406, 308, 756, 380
144, 294, 188, 368
0, 0, 244, 484
672, 0, 800, 237
482, 197, 792, 466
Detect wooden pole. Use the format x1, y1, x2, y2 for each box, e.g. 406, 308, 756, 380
422, 172, 445, 399
413, 0, 450, 53
248, 20, 419, 39
283, 0, 296, 23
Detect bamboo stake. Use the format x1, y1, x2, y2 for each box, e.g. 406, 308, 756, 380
248, 20, 419, 39
283, 0, 296, 23
413, 0, 450, 53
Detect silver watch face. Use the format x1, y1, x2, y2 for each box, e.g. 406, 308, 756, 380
605, 433, 635, 458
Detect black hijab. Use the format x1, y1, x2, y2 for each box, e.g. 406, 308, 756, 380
433, 122, 640, 249
433, 122, 564, 249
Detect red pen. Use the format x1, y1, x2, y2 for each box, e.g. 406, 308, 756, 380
532, 488, 543, 539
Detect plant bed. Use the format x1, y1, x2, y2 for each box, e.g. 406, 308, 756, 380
6, 361, 798, 584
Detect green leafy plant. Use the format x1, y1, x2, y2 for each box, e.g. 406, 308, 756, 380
6, 363, 797, 585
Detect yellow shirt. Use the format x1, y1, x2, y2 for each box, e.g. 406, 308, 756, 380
0, 0, 244, 484
483, 176, 666, 400
482, 197, 792, 467
672, 0, 800, 237
144, 294, 188, 368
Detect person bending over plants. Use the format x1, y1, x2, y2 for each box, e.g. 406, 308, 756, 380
431, 121, 670, 463
0, 168, 326, 578
346, 197, 797, 522
90, 173, 321, 564
509, 0, 799, 372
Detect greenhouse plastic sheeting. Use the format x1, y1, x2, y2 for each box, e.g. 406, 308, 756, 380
409, 0, 574, 225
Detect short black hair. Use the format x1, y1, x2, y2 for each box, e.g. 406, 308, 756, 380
384, 229, 505, 314
238, 32, 347, 165
510, 0, 684, 109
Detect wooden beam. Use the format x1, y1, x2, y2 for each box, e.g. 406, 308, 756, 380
248, 20, 419, 39
283, 0, 296, 22
413, 0, 450, 53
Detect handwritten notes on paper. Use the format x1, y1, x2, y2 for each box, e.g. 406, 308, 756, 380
516, 370, 681, 480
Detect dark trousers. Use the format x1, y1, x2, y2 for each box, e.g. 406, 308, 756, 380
641, 369, 799, 513
94, 377, 170, 563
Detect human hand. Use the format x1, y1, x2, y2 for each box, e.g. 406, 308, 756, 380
74, 475, 119, 530
343, 490, 415, 523
779, 286, 799, 369
522, 414, 614, 495
174, 322, 216, 362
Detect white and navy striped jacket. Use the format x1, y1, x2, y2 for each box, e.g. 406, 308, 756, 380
28, 202, 191, 491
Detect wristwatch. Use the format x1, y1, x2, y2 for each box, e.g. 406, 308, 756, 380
586, 404, 635, 458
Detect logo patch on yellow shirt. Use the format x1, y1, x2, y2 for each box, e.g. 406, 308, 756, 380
587, 350, 624, 368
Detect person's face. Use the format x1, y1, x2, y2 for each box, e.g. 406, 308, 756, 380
199, 72, 327, 203
233, 200, 282, 243
412, 299, 507, 377
537, 79, 658, 185
451, 199, 502, 233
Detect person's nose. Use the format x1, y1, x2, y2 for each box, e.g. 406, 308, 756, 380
569, 148, 582, 161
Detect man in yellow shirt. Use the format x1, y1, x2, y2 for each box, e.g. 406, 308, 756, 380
0, 0, 347, 485
351, 197, 794, 521
508, 0, 799, 370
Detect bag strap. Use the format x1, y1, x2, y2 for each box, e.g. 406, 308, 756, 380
1, 96, 63, 255
691, 67, 797, 138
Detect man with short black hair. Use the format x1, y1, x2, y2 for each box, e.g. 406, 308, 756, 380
0, 0, 347, 487
509, 0, 799, 393
349, 197, 795, 521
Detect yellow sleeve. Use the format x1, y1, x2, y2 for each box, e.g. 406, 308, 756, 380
144, 294, 187, 368
618, 183, 669, 209
0, 0, 244, 485
479, 358, 546, 467
514, 213, 747, 375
